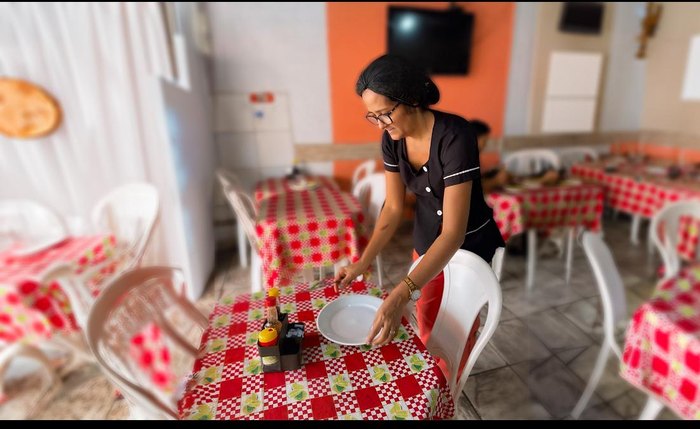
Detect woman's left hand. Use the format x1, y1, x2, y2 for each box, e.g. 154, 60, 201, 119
365, 284, 410, 346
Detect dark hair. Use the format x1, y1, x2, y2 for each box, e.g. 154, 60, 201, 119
470, 119, 491, 138
355, 54, 440, 108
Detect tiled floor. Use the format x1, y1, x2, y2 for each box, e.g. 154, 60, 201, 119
0, 214, 683, 420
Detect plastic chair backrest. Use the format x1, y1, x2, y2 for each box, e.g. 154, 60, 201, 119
409, 249, 502, 399
581, 232, 627, 356
351, 160, 377, 189
491, 247, 505, 281
502, 149, 561, 176
649, 200, 700, 279
0, 199, 68, 248
91, 183, 159, 267
86, 266, 207, 419
217, 173, 258, 250
352, 173, 386, 223
559, 147, 599, 171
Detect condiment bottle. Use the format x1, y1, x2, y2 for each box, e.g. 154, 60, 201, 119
264, 296, 283, 334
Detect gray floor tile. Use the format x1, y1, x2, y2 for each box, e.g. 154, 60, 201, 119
464, 366, 551, 420
502, 278, 583, 317
567, 344, 631, 402
556, 298, 603, 342
522, 309, 594, 353
470, 342, 508, 376
489, 319, 551, 365
511, 356, 600, 419
452, 393, 481, 420
577, 402, 623, 420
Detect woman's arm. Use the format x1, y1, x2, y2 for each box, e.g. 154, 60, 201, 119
365, 181, 472, 346
335, 170, 405, 289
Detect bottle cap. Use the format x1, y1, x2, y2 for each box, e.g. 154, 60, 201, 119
258, 327, 278, 346
265, 296, 276, 307
268, 287, 280, 298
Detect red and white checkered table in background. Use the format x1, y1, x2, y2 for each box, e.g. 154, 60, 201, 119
572, 163, 700, 262
486, 183, 604, 242
178, 279, 455, 420
620, 264, 700, 420
254, 184, 369, 289
254, 176, 340, 203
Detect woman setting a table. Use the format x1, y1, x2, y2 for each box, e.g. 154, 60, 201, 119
335, 54, 505, 379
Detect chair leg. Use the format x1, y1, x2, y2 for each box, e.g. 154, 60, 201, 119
0, 343, 60, 404
319, 266, 326, 281
631, 215, 641, 245
251, 252, 262, 293
376, 254, 383, 288
237, 222, 248, 268
526, 230, 537, 292
638, 396, 664, 420
571, 344, 611, 419
565, 227, 575, 285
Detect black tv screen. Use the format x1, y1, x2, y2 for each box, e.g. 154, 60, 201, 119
559, 2, 604, 34
388, 6, 474, 75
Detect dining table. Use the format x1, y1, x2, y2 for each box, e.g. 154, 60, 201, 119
178, 279, 455, 420
620, 263, 700, 420
485, 180, 604, 289
0, 234, 129, 344
253, 176, 370, 289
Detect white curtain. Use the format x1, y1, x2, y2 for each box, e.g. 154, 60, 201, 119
0, 2, 179, 268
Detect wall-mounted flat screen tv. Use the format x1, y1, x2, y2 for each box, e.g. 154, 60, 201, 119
388, 6, 474, 75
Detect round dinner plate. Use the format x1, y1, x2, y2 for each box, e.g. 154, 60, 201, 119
316, 294, 383, 346
289, 179, 320, 191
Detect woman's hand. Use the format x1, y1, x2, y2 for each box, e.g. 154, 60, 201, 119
365, 284, 410, 346
334, 260, 370, 292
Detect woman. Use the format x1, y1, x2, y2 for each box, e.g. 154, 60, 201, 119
334, 55, 505, 377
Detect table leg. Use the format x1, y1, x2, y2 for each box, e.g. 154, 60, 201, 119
527, 229, 537, 292
638, 396, 664, 420
631, 214, 641, 246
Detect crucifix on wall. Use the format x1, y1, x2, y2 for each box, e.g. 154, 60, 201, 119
636, 2, 662, 59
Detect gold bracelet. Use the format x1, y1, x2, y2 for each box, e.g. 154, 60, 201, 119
402, 276, 418, 300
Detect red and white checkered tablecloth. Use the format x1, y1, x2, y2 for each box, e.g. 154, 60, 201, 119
572, 163, 700, 262
486, 183, 604, 242
254, 176, 340, 203
178, 279, 455, 420
254, 182, 369, 289
0, 235, 127, 344
620, 264, 700, 420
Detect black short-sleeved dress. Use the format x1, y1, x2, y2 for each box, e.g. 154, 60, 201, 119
382, 109, 505, 263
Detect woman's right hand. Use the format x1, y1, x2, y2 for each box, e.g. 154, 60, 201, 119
334, 260, 370, 292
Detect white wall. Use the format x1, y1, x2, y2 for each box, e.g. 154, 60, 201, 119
158, 2, 217, 300
206, 2, 333, 244
599, 2, 646, 131
504, 2, 538, 135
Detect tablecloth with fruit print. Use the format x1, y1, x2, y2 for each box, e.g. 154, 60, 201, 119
178, 279, 455, 420
254, 184, 369, 289
254, 176, 340, 203
620, 264, 700, 420
572, 163, 700, 262
0, 235, 128, 344
485, 183, 604, 242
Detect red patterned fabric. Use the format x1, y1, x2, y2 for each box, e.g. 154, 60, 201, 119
620, 265, 700, 420
254, 176, 340, 202
0, 235, 126, 344
254, 178, 369, 288
178, 280, 455, 420
129, 322, 176, 393
572, 163, 700, 262
486, 183, 604, 242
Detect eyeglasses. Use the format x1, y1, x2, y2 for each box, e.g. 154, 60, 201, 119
365, 102, 401, 126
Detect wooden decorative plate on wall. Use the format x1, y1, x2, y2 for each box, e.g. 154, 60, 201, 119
0, 78, 62, 139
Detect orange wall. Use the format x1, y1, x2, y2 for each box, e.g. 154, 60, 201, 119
327, 2, 514, 189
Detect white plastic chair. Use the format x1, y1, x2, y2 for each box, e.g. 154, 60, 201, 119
215, 169, 251, 269
502, 149, 561, 177
352, 173, 387, 287
409, 249, 502, 400
91, 183, 159, 269
351, 159, 377, 190
571, 232, 664, 419
86, 266, 207, 420
491, 247, 505, 281
558, 147, 599, 171
0, 199, 68, 252
0, 342, 60, 406
649, 200, 700, 280
217, 173, 263, 293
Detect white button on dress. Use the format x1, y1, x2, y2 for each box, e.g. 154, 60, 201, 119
422, 166, 428, 172
437, 210, 442, 216
425, 187, 431, 192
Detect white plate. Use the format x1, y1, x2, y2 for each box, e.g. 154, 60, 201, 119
289, 179, 319, 191
12, 234, 68, 257
316, 294, 383, 346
